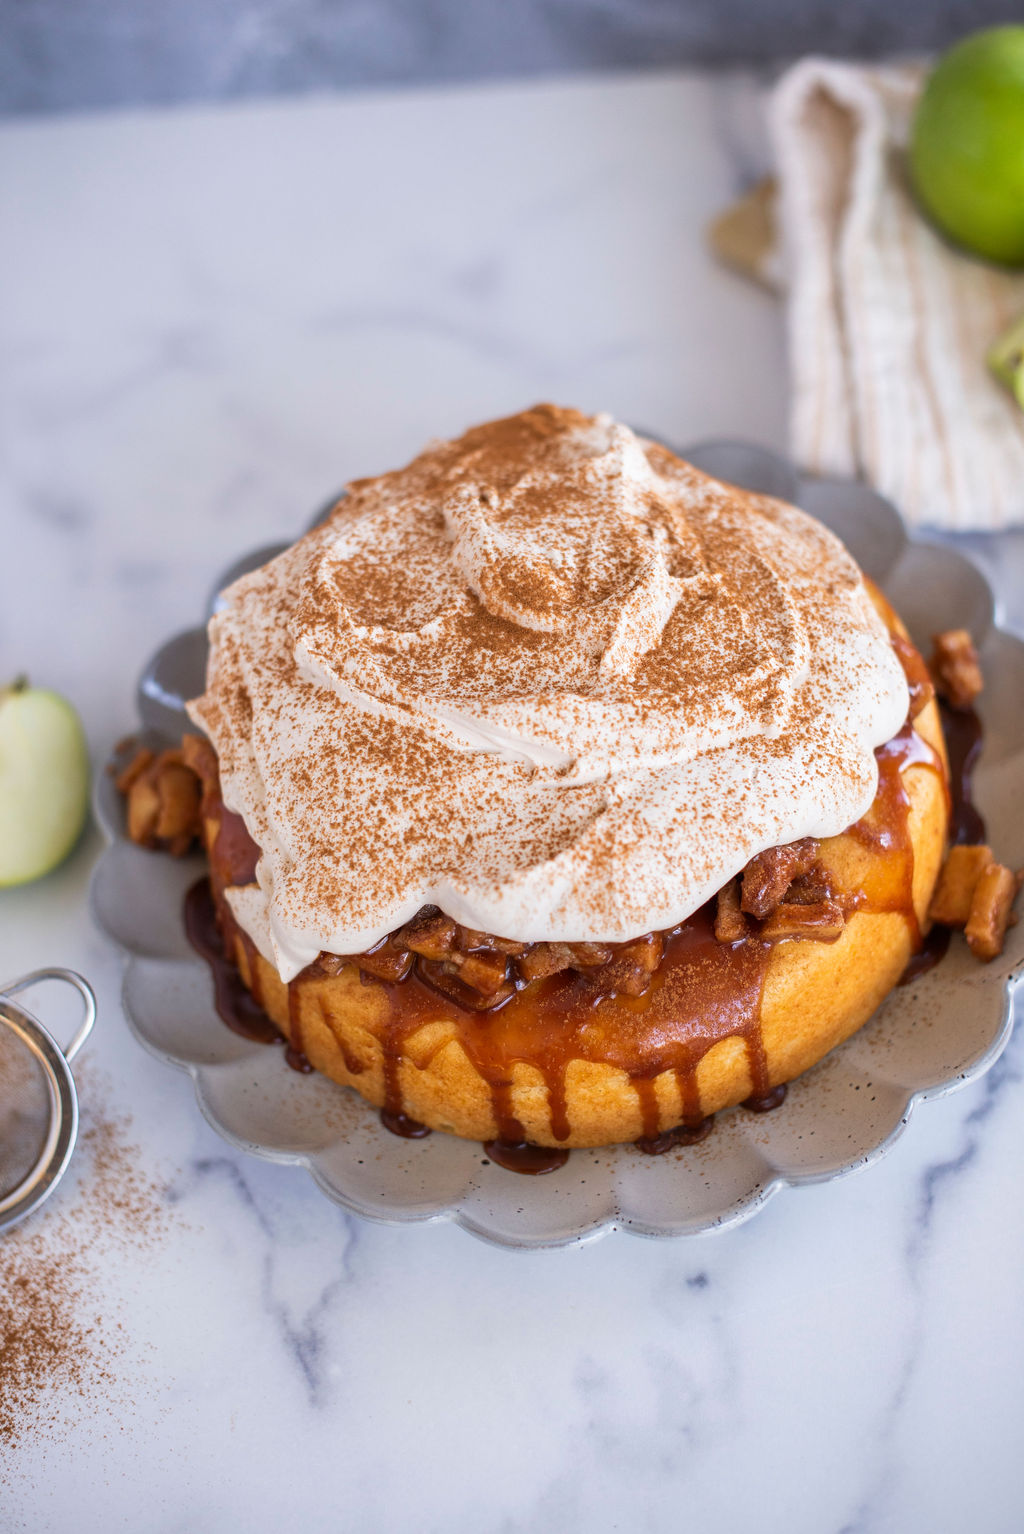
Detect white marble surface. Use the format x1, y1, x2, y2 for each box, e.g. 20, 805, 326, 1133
2, 71, 1023, 1532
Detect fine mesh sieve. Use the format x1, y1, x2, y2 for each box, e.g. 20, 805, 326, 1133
0, 970, 96, 1232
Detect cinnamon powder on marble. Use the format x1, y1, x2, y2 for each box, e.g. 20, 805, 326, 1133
0, 1070, 172, 1462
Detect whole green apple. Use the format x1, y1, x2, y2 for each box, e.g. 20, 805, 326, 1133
910, 26, 1024, 267
0, 678, 90, 886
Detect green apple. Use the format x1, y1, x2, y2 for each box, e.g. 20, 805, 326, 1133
910, 26, 1024, 267
0, 678, 90, 887
988, 311, 1024, 407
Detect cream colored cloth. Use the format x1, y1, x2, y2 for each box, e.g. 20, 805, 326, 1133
770, 58, 1024, 531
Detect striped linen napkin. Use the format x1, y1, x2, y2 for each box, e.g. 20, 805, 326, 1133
769, 58, 1024, 531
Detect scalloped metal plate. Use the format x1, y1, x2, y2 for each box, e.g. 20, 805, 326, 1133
90, 441, 1024, 1249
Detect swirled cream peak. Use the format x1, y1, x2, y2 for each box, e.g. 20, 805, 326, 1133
188, 405, 909, 980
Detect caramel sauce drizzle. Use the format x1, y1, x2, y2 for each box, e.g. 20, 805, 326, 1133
846, 721, 946, 951
183, 878, 278, 1045
941, 700, 985, 847
183, 626, 980, 1172
368, 905, 775, 1147
900, 699, 985, 984
322, 994, 367, 1078
483, 1140, 570, 1175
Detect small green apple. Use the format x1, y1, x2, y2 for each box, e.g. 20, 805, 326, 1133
0, 678, 90, 887
988, 311, 1024, 408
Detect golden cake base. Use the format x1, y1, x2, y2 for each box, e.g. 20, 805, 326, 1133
208, 692, 948, 1149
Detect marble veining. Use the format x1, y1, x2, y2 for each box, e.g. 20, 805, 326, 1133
1, 71, 1022, 1533
835, 1027, 1024, 1534
167, 1152, 363, 1406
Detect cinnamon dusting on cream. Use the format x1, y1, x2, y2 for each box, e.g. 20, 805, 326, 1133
188, 406, 909, 980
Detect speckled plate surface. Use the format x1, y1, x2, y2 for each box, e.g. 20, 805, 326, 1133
90, 441, 1024, 1249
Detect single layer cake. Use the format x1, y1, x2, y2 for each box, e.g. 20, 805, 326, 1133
169, 405, 954, 1149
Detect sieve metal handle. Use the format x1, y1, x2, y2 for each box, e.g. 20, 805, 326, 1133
0, 968, 97, 1062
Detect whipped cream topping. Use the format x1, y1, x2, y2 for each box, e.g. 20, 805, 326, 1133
188, 406, 909, 982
